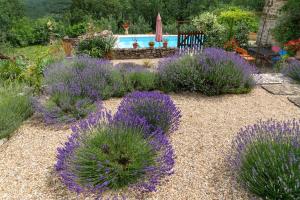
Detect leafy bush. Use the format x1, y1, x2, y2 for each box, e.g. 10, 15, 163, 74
55, 110, 174, 198
0, 82, 33, 139
192, 12, 226, 48
95, 16, 119, 34
273, 0, 300, 44
129, 16, 152, 34
77, 36, 117, 58
8, 18, 36, 47
230, 120, 300, 199
65, 22, 87, 38
114, 91, 181, 134
8, 17, 55, 47
158, 48, 256, 96
164, 22, 177, 34
115, 63, 158, 92
217, 7, 258, 47
282, 60, 300, 82
1, 44, 64, 91
0, 58, 27, 80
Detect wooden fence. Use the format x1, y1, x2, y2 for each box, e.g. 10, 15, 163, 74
177, 31, 205, 54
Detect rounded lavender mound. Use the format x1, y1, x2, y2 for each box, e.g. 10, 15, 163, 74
55, 110, 174, 198
230, 119, 300, 199
114, 91, 181, 134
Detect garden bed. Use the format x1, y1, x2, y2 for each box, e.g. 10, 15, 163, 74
0, 87, 299, 199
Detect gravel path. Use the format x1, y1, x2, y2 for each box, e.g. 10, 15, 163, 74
1, 87, 300, 200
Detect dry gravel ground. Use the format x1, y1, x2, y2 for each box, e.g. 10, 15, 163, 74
1, 87, 300, 200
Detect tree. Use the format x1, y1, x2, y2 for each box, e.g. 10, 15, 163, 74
0, 0, 24, 43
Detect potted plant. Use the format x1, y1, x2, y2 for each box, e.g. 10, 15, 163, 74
163, 38, 169, 48
149, 41, 155, 49
285, 38, 300, 59
224, 38, 239, 52
62, 37, 73, 58
132, 38, 139, 49
122, 22, 129, 35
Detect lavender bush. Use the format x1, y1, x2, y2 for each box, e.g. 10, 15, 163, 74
115, 62, 158, 92
114, 91, 181, 134
55, 110, 174, 198
282, 60, 300, 82
230, 119, 300, 199
158, 48, 257, 96
39, 56, 126, 123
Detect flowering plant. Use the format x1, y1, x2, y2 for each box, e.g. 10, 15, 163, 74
230, 119, 300, 199
284, 38, 300, 52
55, 109, 174, 198
114, 91, 181, 134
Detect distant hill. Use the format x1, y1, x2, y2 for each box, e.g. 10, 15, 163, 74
23, 0, 72, 19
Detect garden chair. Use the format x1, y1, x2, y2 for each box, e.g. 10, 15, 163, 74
235, 47, 255, 62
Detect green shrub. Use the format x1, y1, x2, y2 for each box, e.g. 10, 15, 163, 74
129, 16, 152, 34
0, 58, 26, 80
77, 36, 116, 58
8, 17, 36, 47
0, 82, 33, 139
164, 22, 177, 34
65, 22, 87, 38
273, 0, 300, 44
217, 7, 258, 46
192, 12, 226, 48
115, 63, 158, 92
95, 16, 119, 34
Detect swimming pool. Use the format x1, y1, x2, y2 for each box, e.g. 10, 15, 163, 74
115, 35, 177, 48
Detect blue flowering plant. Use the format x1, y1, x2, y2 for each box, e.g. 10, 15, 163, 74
282, 60, 300, 82
230, 119, 300, 199
114, 91, 181, 134
38, 56, 126, 123
55, 109, 175, 198
158, 48, 257, 96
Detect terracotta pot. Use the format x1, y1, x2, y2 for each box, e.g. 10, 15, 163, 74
62, 39, 73, 58
163, 42, 168, 48
133, 43, 138, 49
249, 32, 257, 41
296, 50, 300, 60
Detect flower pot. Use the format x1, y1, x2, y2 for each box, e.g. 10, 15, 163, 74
296, 50, 300, 60
133, 43, 138, 49
163, 42, 168, 48
149, 45, 154, 49
62, 39, 73, 58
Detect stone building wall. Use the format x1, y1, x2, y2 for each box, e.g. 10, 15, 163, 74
256, 0, 288, 46
112, 48, 177, 59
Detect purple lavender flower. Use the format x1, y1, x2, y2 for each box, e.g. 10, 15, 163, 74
158, 48, 257, 95
55, 109, 175, 198
282, 60, 300, 82
114, 91, 181, 134
230, 119, 300, 199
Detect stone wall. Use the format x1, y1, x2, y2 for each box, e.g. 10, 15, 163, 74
256, 0, 288, 46
112, 48, 177, 59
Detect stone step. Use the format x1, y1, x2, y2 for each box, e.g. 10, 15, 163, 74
253, 73, 294, 85
288, 96, 300, 108
261, 84, 300, 95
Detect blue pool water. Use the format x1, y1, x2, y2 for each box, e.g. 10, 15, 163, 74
116, 35, 177, 48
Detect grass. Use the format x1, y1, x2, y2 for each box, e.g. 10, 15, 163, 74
0, 81, 33, 139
